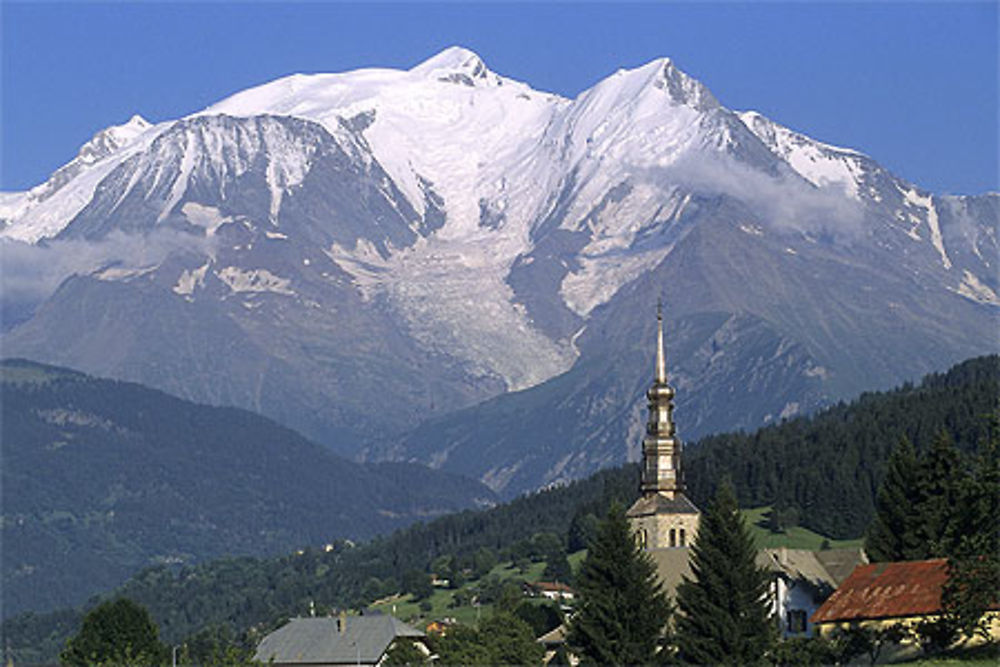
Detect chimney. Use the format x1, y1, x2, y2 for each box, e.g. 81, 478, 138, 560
339, 610, 348, 634
779, 546, 788, 567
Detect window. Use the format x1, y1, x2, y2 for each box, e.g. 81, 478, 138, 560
679, 528, 686, 546
669, 529, 676, 547
786, 609, 807, 634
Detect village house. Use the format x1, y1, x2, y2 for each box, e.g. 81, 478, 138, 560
253, 613, 428, 666
526, 581, 576, 602
811, 558, 1000, 647
757, 547, 867, 637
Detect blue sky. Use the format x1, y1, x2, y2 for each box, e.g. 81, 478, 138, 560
2, 2, 997, 195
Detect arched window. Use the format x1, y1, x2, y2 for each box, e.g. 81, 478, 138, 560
638, 529, 648, 549
679, 528, 686, 546
669, 528, 676, 548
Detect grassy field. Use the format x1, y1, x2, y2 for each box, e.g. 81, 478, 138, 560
902, 644, 1000, 666
743, 507, 864, 550
370, 506, 862, 630
368, 559, 563, 628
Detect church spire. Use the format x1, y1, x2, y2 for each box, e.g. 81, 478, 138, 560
627, 304, 701, 550
640, 304, 682, 497
656, 300, 666, 385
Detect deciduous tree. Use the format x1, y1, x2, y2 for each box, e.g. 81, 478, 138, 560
60, 598, 166, 666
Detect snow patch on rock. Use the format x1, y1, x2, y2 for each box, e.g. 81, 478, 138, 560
181, 203, 231, 236
173, 262, 211, 297
217, 266, 294, 295
956, 270, 999, 305
902, 187, 952, 269
738, 110, 862, 198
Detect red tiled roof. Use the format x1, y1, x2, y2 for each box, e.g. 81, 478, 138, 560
533, 581, 574, 593
810, 559, 948, 624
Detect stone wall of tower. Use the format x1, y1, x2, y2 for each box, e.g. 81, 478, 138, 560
633, 511, 701, 550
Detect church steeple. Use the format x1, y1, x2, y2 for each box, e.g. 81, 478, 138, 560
640, 304, 683, 497
628, 304, 700, 551
656, 301, 666, 385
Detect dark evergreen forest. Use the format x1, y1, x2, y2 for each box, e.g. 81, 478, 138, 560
686, 355, 998, 538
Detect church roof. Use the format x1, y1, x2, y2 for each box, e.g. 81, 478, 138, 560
626, 492, 700, 518
646, 547, 695, 596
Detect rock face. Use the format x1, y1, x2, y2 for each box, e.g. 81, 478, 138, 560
2, 47, 996, 489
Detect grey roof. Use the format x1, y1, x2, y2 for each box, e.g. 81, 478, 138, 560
756, 547, 868, 596
254, 615, 424, 665
815, 548, 869, 586
626, 492, 700, 518
537, 623, 568, 646
757, 548, 838, 594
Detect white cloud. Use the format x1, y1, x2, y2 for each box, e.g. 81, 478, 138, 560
0, 230, 214, 311
633, 152, 866, 241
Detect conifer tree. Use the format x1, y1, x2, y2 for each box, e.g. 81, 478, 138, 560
568, 503, 672, 665
865, 437, 922, 561
942, 430, 1000, 642
914, 431, 963, 557
675, 481, 775, 666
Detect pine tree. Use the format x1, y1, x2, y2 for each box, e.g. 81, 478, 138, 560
865, 437, 922, 561
568, 503, 672, 665
942, 430, 1000, 642
675, 481, 775, 666
914, 430, 964, 557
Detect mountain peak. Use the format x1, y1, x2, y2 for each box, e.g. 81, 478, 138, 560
73, 115, 150, 167
645, 57, 718, 111
411, 46, 490, 82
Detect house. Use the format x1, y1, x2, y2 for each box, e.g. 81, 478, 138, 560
757, 547, 867, 637
253, 613, 428, 666
528, 581, 576, 602
424, 618, 457, 636
811, 558, 1000, 645
645, 546, 861, 638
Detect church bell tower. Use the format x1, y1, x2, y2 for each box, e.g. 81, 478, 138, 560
627, 305, 700, 550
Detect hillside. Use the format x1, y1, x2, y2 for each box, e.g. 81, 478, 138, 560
0, 359, 496, 618
3, 355, 994, 663
686, 354, 999, 538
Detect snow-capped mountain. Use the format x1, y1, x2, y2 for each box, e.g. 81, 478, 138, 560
2, 47, 996, 489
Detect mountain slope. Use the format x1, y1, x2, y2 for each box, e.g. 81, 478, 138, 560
386, 189, 997, 496
0, 359, 496, 618
1, 46, 996, 487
